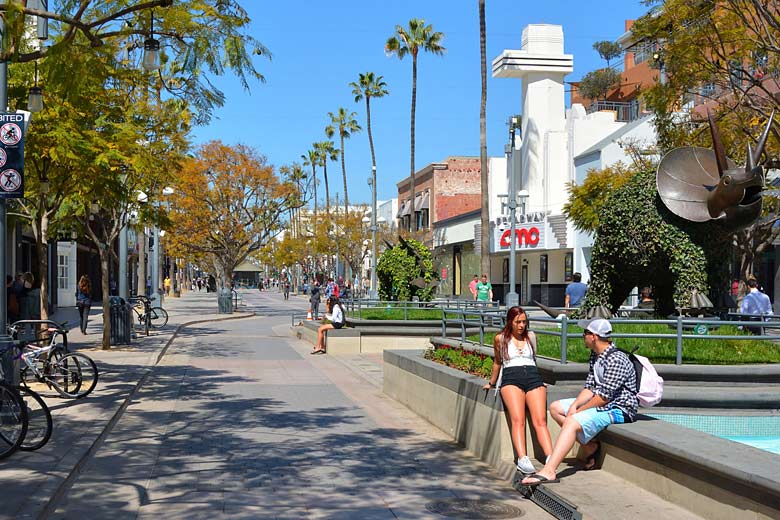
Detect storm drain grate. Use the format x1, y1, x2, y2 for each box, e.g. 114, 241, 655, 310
513, 483, 582, 520
425, 499, 525, 519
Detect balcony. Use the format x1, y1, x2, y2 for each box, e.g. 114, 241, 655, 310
586, 99, 641, 122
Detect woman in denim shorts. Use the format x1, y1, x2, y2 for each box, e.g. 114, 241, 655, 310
483, 306, 552, 474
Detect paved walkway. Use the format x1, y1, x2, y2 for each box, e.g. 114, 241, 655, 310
0, 289, 704, 519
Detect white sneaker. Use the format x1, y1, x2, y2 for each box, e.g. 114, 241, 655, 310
516, 455, 535, 474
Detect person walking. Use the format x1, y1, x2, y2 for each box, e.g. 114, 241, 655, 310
76, 275, 92, 334
483, 306, 553, 474
475, 274, 493, 304
740, 278, 772, 335
469, 275, 479, 300
521, 318, 638, 486
309, 281, 322, 320
564, 272, 588, 308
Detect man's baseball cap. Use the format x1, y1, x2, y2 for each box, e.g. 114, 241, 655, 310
577, 318, 612, 338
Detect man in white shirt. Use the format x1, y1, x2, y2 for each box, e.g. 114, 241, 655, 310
740, 278, 772, 335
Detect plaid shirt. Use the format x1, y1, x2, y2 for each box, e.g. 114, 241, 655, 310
584, 344, 638, 421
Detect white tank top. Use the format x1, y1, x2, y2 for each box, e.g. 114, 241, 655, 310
502, 335, 535, 368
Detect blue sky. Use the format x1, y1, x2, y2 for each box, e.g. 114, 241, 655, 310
192, 0, 650, 205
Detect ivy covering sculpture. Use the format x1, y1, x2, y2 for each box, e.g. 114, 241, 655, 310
377, 236, 437, 301
580, 112, 773, 315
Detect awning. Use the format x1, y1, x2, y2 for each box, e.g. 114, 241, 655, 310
397, 200, 412, 217
415, 192, 430, 211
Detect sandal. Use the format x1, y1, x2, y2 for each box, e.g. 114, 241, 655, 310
583, 441, 602, 471
310, 349, 326, 355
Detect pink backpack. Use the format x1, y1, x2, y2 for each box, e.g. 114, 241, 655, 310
631, 352, 664, 407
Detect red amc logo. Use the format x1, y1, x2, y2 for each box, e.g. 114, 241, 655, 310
500, 227, 540, 248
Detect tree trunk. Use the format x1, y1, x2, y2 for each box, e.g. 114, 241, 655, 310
323, 161, 330, 216
341, 134, 349, 214
366, 97, 376, 168
137, 226, 146, 296
36, 214, 50, 321
410, 53, 418, 231
479, 0, 490, 278
100, 251, 111, 350
312, 164, 318, 219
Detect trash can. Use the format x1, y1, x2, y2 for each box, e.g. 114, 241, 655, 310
0, 338, 19, 385
109, 296, 132, 345
218, 288, 233, 314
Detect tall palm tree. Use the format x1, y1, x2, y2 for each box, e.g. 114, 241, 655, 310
350, 72, 389, 175
478, 0, 490, 276
302, 148, 320, 218
313, 140, 339, 216
325, 108, 361, 215
386, 19, 445, 231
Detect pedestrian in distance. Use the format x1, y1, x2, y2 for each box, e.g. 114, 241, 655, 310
564, 272, 588, 308
469, 274, 479, 300
740, 278, 772, 335
312, 296, 345, 354
309, 280, 322, 320
483, 306, 553, 475
76, 275, 92, 334
521, 318, 638, 487
475, 274, 493, 303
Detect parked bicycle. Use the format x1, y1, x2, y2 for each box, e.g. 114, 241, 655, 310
0, 365, 27, 460
10, 321, 99, 400
128, 295, 169, 336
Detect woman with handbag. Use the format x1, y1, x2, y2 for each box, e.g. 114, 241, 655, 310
483, 306, 552, 474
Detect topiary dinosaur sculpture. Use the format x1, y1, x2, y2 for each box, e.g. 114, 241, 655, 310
580, 112, 773, 316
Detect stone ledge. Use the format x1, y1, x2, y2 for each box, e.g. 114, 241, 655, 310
384, 348, 780, 520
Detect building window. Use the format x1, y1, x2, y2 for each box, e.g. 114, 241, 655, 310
58, 254, 69, 290
416, 209, 429, 230
564, 252, 573, 282
540, 254, 548, 283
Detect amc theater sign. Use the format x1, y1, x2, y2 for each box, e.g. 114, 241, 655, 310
494, 225, 544, 251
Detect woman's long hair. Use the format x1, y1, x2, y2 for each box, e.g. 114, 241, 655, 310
500, 306, 529, 361
78, 275, 91, 295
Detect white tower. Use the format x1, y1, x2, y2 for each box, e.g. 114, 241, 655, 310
492, 25, 573, 215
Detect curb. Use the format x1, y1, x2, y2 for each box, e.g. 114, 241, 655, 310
35, 312, 257, 520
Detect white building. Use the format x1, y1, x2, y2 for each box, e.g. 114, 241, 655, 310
491, 24, 657, 305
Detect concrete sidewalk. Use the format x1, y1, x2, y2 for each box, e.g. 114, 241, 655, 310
0, 290, 254, 519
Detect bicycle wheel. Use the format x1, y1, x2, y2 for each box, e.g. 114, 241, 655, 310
16, 387, 51, 451
47, 353, 99, 399
148, 307, 169, 328
0, 383, 27, 460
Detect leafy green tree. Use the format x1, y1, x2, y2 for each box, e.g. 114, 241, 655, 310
578, 68, 622, 101
377, 238, 436, 301
350, 72, 389, 182
386, 19, 445, 229
325, 107, 361, 214
563, 162, 637, 232
592, 40, 622, 68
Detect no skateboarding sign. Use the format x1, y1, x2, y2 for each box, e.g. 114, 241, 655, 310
0, 113, 24, 198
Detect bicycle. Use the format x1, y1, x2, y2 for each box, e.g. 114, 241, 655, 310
0, 348, 27, 459
128, 295, 169, 335
16, 386, 51, 451
10, 321, 99, 400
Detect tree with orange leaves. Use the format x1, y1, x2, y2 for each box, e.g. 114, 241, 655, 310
167, 141, 308, 288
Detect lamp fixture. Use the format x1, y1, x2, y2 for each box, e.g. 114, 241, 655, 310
39, 176, 49, 194
28, 61, 43, 113
90, 200, 99, 213
142, 12, 161, 72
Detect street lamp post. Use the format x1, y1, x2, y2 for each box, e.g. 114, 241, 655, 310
505, 116, 526, 308
369, 166, 378, 299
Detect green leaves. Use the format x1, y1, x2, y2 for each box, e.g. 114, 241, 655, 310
376, 238, 436, 301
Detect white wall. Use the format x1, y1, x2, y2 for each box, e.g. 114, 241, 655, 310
56, 241, 77, 307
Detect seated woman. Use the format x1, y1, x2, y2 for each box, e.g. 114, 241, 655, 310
312, 296, 345, 355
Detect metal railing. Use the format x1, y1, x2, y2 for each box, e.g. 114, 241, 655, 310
439, 307, 780, 365
586, 100, 641, 122
344, 298, 499, 320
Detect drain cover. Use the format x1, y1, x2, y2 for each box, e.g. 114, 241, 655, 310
425, 499, 524, 519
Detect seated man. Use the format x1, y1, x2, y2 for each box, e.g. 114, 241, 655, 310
521, 318, 638, 486
740, 278, 772, 335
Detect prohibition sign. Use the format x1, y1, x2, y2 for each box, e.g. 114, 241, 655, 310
0, 169, 21, 192
0, 123, 21, 146
0, 148, 7, 167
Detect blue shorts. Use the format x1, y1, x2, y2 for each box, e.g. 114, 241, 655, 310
558, 398, 625, 445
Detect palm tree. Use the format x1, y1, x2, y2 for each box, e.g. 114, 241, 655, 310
313, 140, 339, 215
302, 148, 320, 218
350, 72, 389, 175
386, 19, 445, 231
479, 0, 490, 275
325, 108, 361, 215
